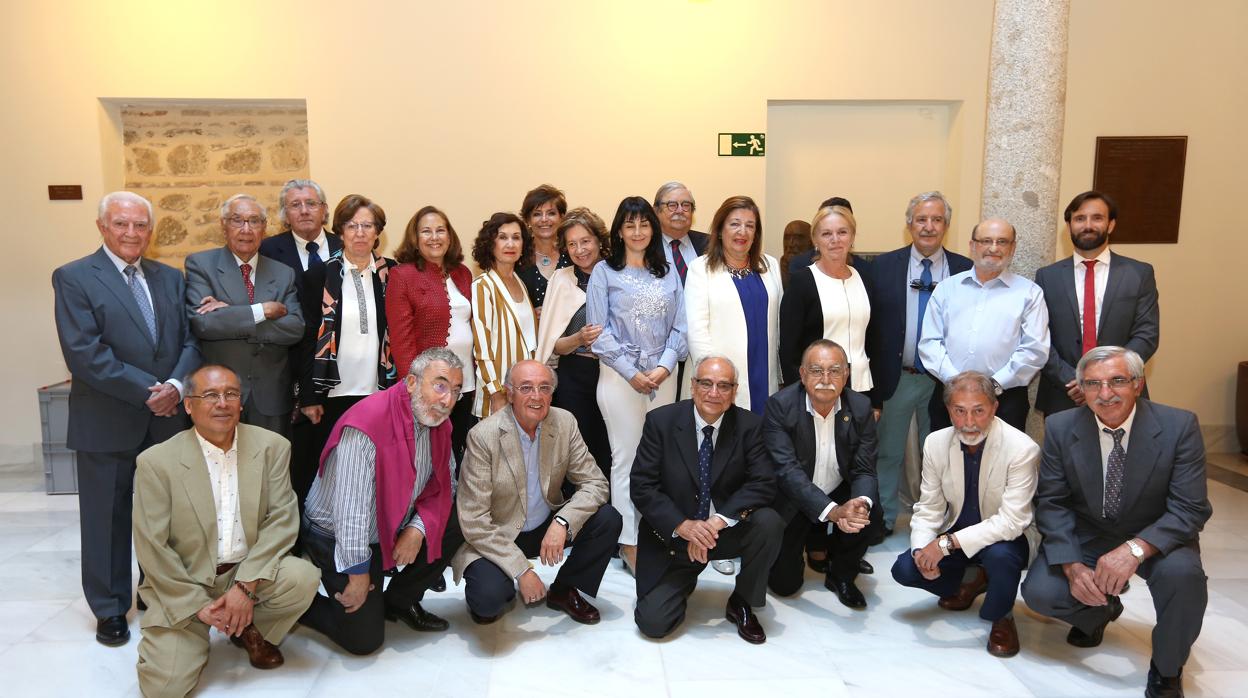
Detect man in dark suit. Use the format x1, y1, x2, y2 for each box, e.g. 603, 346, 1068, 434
1035, 191, 1159, 415
654, 182, 710, 412
864, 191, 972, 534
631, 356, 784, 644
764, 339, 883, 609
52, 191, 201, 646
185, 194, 304, 436
1022, 346, 1210, 698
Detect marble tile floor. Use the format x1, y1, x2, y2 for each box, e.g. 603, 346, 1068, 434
1, 459, 1246, 698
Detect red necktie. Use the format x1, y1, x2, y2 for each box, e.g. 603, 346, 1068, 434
1081, 260, 1097, 355
241, 263, 255, 303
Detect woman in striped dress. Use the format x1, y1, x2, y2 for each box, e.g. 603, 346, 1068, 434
469, 212, 537, 418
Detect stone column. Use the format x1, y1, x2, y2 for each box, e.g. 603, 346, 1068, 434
980, 0, 1071, 279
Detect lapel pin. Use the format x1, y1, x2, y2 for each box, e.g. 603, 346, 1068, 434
842, 414, 850, 422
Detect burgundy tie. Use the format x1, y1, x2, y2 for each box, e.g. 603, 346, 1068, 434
1081, 260, 1097, 355
241, 263, 255, 303
670, 239, 688, 284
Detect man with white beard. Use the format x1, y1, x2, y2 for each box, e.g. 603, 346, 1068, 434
890, 371, 1040, 657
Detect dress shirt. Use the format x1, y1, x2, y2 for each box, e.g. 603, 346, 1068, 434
193, 430, 248, 565
810, 265, 873, 390
804, 395, 872, 523
586, 263, 688, 389
662, 232, 699, 267
1095, 405, 1137, 512
902, 246, 950, 368
514, 416, 553, 532
305, 419, 447, 574
691, 409, 737, 528
328, 257, 380, 398
100, 245, 183, 397
918, 270, 1050, 389
294, 229, 330, 271
231, 252, 268, 325
1073, 247, 1112, 335
445, 279, 476, 392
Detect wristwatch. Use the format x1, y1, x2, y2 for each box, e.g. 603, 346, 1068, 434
1125, 538, 1145, 561
990, 378, 1004, 396
937, 534, 952, 557
553, 515, 570, 531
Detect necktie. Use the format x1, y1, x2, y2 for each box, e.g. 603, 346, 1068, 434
1081, 260, 1098, 355
914, 258, 933, 372
696, 425, 714, 520
670, 239, 688, 285
306, 241, 323, 272
124, 265, 158, 343
240, 263, 255, 303
1103, 427, 1126, 518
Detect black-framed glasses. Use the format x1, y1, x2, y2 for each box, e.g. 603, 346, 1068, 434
660, 201, 694, 213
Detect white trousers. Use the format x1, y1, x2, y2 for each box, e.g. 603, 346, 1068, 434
597, 365, 678, 545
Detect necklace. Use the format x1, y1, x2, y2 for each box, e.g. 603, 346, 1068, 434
727, 264, 753, 280
538, 252, 552, 267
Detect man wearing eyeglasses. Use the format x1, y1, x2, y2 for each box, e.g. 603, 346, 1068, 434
763, 339, 883, 609
654, 181, 707, 407
918, 218, 1049, 432
185, 194, 304, 436
1022, 346, 1210, 698
297, 348, 466, 654
133, 364, 319, 695
632, 355, 783, 644
452, 359, 621, 626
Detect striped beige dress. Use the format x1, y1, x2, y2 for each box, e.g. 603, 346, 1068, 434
470, 269, 536, 417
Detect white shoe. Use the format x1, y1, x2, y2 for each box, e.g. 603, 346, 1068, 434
711, 559, 736, 575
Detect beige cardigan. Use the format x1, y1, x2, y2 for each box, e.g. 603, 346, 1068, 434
471, 269, 535, 418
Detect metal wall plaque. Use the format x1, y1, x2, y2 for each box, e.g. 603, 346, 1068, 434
1092, 136, 1186, 244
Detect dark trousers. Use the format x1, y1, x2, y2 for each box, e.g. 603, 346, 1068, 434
78, 448, 148, 618
1021, 541, 1207, 676
553, 354, 612, 481
931, 385, 1030, 432
450, 391, 478, 473
299, 510, 464, 656
635, 507, 784, 639
463, 504, 622, 618
241, 397, 290, 438
769, 485, 884, 597
891, 535, 1029, 621
291, 394, 368, 517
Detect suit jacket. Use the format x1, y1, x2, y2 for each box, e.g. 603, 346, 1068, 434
451, 405, 609, 581
185, 247, 304, 416
52, 247, 201, 452
762, 383, 879, 524
910, 417, 1040, 559
1034, 252, 1159, 414
864, 245, 972, 407
132, 424, 300, 629
630, 401, 777, 596
1036, 399, 1212, 566
687, 230, 710, 256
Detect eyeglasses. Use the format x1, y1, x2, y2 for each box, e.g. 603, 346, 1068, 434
1080, 376, 1137, 391
510, 384, 554, 396
187, 390, 243, 403
660, 201, 694, 213
803, 365, 845, 379
287, 200, 323, 211
972, 237, 1014, 249
429, 380, 463, 398
692, 378, 736, 393
226, 216, 265, 229
109, 219, 151, 233
344, 222, 377, 233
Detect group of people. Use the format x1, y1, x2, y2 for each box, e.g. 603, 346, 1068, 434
51, 178, 1207, 698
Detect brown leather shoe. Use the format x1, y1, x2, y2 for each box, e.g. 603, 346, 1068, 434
987, 616, 1020, 657
229, 624, 284, 669
724, 593, 766, 644
546, 587, 601, 625
939, 567, 988, 611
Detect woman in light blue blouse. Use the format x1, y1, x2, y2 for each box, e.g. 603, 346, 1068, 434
586, 196, 687, 572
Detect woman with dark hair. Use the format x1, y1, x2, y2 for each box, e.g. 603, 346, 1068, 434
516, 184, 571, 310
386, 205, 476, 461
535, 207, 612, 478
586, 196, 687, 571
301, 194, 398, 461
470, 212, 536, 418
685, 196, 783, 414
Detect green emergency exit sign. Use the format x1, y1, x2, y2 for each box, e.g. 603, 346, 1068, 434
718, 133, 765, 157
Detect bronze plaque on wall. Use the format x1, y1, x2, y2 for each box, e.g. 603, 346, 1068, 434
1092, 136, 1186, 244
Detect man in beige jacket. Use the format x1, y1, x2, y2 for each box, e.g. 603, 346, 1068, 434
452, 360, 621, 625
133, 365, 319, 697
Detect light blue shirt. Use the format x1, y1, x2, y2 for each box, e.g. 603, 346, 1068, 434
917, 269, 1050, 389
513, 417, 552, 532
902, 245, 950, 368
586, 261, 688, 392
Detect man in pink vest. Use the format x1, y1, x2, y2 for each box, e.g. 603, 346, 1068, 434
298, 348, 464, 655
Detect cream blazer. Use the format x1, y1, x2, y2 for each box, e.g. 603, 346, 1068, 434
683, 253, 783, 410
534, 266, 585, 365
909, 416, 1041, 559
471, 269, 535, 417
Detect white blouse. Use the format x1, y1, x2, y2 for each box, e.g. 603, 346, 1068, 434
329, 258, 381, 398
810, 264, 873, 391
446, 278, 476, 392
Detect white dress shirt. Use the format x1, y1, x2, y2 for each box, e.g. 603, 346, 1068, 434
194, 430, 249, 564
692, 409, 737, 527
804, 395, 872, 523
1073, 247, 1112, 334
329, 257, 381, 398
295, 229, 331, 271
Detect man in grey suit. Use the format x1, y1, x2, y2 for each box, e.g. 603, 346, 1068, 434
1022, 346, 1210, 698
185, 194, 303, 435
1035, 191, 1159, 415
52, 191, 201, 646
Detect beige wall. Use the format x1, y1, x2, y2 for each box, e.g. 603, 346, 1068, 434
2, 0, 1241, 456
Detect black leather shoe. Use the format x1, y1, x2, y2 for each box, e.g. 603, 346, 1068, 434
724, 593, 766, 644
858, 559, 874, 575
826, 578, 868, 609
546, 587, 601, 625
385, 602, 449, 632
428, 575, 446, 593
1066, 595, 1124, 648
806, 554, 828, 574
1146, 662, 1184, 698
469, 609, 500, 625
96, 615, 130, 646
